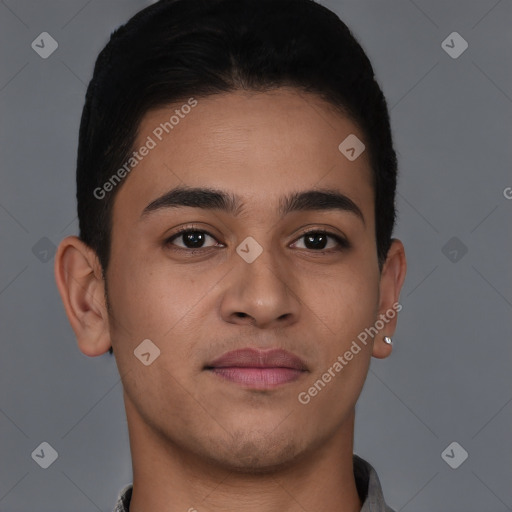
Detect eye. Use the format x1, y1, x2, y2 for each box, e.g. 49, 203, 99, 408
164, 227, 349, 254
165, 228, 222, 251
291, 230, 349, 251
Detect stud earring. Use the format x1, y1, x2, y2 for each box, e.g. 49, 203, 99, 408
383, 336, 393, 345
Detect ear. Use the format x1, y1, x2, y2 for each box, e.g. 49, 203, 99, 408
372, 238, 407, 359
54, 236, 111, 357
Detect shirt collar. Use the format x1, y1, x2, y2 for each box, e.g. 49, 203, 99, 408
113, 454, 394, 512
353, 454, 396, 512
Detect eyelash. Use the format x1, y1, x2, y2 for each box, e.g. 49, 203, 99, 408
165, 226, 350, 254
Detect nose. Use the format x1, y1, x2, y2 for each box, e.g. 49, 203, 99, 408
219, 245, 301, 329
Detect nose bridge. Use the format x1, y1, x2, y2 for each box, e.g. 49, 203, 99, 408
221, 234, 300, 327
240, 240, 282, 289
237, 234, 287, 296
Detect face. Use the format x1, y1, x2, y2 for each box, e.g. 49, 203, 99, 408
103, 88, 395, 471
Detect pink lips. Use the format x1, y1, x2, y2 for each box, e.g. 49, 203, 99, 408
205, 348, 308, 389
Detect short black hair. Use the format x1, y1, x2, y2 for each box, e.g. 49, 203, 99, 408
76, 0, 398, 355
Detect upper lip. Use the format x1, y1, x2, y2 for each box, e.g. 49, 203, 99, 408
205, 348, 308, 371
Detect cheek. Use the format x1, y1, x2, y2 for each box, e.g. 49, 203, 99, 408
298, 261, 379, 342
109, 269, 177, 336
106, 251, 221, 354
296, 268, 378, 418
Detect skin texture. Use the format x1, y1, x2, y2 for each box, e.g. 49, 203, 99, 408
55, 88, 406, 512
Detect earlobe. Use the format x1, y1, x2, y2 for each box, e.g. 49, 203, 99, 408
54, 236, 112, 357
372, 238, 407, 359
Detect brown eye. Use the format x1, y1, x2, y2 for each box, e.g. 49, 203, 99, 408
292, 230, 350, 251
166, 229, 220, 250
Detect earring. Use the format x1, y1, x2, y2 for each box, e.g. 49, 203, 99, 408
383, 336, 393, 345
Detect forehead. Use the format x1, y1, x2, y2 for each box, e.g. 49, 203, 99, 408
112, 88, 374, 226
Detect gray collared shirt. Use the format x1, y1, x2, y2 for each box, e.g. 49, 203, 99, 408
113, 454, 395, 512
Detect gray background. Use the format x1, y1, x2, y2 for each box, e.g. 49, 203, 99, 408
1, 1, 511, 511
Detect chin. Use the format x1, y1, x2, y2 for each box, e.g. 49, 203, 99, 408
199, 427, 306, 474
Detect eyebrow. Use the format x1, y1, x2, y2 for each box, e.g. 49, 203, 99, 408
140, 186, 365, 224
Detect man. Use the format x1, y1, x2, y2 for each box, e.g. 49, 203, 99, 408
54, 0, 406, 510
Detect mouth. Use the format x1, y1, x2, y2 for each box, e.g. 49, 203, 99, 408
204, 348, 309, 390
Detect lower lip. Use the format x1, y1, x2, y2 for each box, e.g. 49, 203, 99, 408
207, 367, 305, 389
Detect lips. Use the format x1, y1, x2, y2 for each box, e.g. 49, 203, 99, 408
204, 348, 308, 389
205, 348, 308, 371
